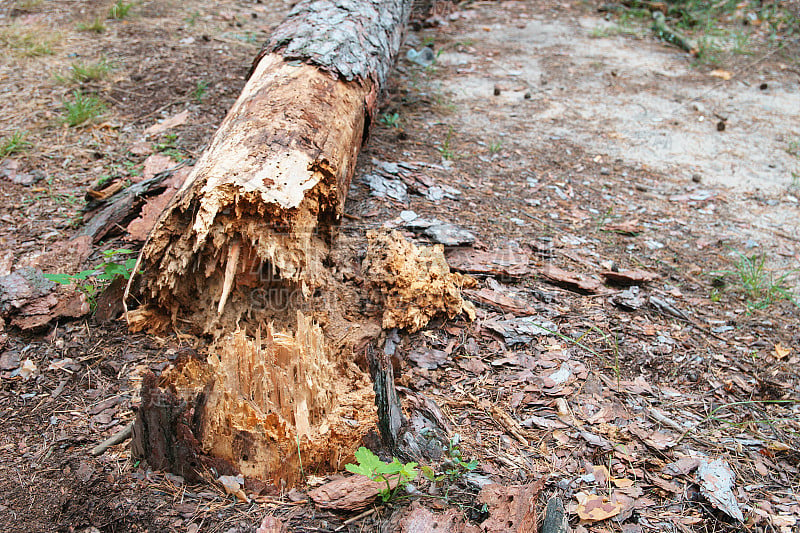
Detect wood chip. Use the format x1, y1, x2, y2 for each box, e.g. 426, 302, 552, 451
601, 269, 659, 285
308, 475, 394, 511
540, 265, 602, 293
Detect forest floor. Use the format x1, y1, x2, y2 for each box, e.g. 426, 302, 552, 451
1, 0, 799, 532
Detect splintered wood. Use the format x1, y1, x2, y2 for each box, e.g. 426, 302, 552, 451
133, 53, 370, 331
364, 230, 477, 332
132, 312, 375, 484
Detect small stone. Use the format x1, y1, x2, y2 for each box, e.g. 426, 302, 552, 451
493, 85, 501, 96
692, 174, 702, 183
424, 223, 476, 246
524, 91, 531, 99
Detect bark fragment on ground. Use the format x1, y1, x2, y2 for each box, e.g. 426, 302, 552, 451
0, 266, 90, 329
308, 474, 397, 511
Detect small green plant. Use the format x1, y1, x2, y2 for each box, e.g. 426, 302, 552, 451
437, 126, 457, 160
0, 26, 58, 56
380, 112, 401, 129
77, 17, 106, 33
488, 140, 503, 154
192, 80, 209, 103
713, 252, 797, 311
23, 177, 80, 207
594, 206, 614, 232
790, 172, 800, 190
58, 58, 113, 84
62, 90, 106, 127
440, 435, 478, 480
589, 26, 613, 38
694, 34, 723, 65
45, 249, 138, 310
185, 11, 200, 26
345, 447, 417, 502
730, 29, 752, 55
416, 435, 478, 501
787, 138, 800, 158
153, 133, 184, 160
0, 131, 32, 160
108, 0, 133, 19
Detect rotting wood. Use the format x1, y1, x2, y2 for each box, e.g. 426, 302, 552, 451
131, 312, 377, 485
541, 496, 571, 533
129, 0, 413, 331
364, 230, 477, 333
128, 0, 416, 487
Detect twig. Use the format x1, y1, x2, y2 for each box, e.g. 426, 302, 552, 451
89, 421, 134, 456
334, 507, 376, 531
647, 407, 685, 433
468, 393, 528, 446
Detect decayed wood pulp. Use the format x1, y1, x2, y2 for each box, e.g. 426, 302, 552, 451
132, 312, 375, 484
364, 230, 477, 333
134, 54, 369, 330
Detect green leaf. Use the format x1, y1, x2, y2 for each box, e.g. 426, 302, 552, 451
399, 461, 418, 482
73, 268, 101, 280
103, 248, 133, 257
43, 273, 73, 285
354, 447, 383, 471
345, 463, 372, 477
420, 465, 445, 482
375, 458, 404, 476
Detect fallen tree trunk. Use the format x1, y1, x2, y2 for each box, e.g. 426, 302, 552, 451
130, 0, 410, 331
128, 0, 413, 486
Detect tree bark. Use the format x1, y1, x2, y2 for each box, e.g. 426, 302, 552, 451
128, 0, 412, 486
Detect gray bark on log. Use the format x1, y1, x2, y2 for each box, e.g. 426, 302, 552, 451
541, 496, 571, 533
259, 0, 410, 87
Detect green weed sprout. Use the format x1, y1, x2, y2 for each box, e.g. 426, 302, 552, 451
345, 447, 417, 502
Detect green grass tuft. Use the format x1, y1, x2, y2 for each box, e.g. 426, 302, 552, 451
77, 17, 106, 33
108, 0, 134, 20
713, 252, 797, 311
62, 90, 106, 127
0, 131, 32, 160
0, 26, 58, 56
